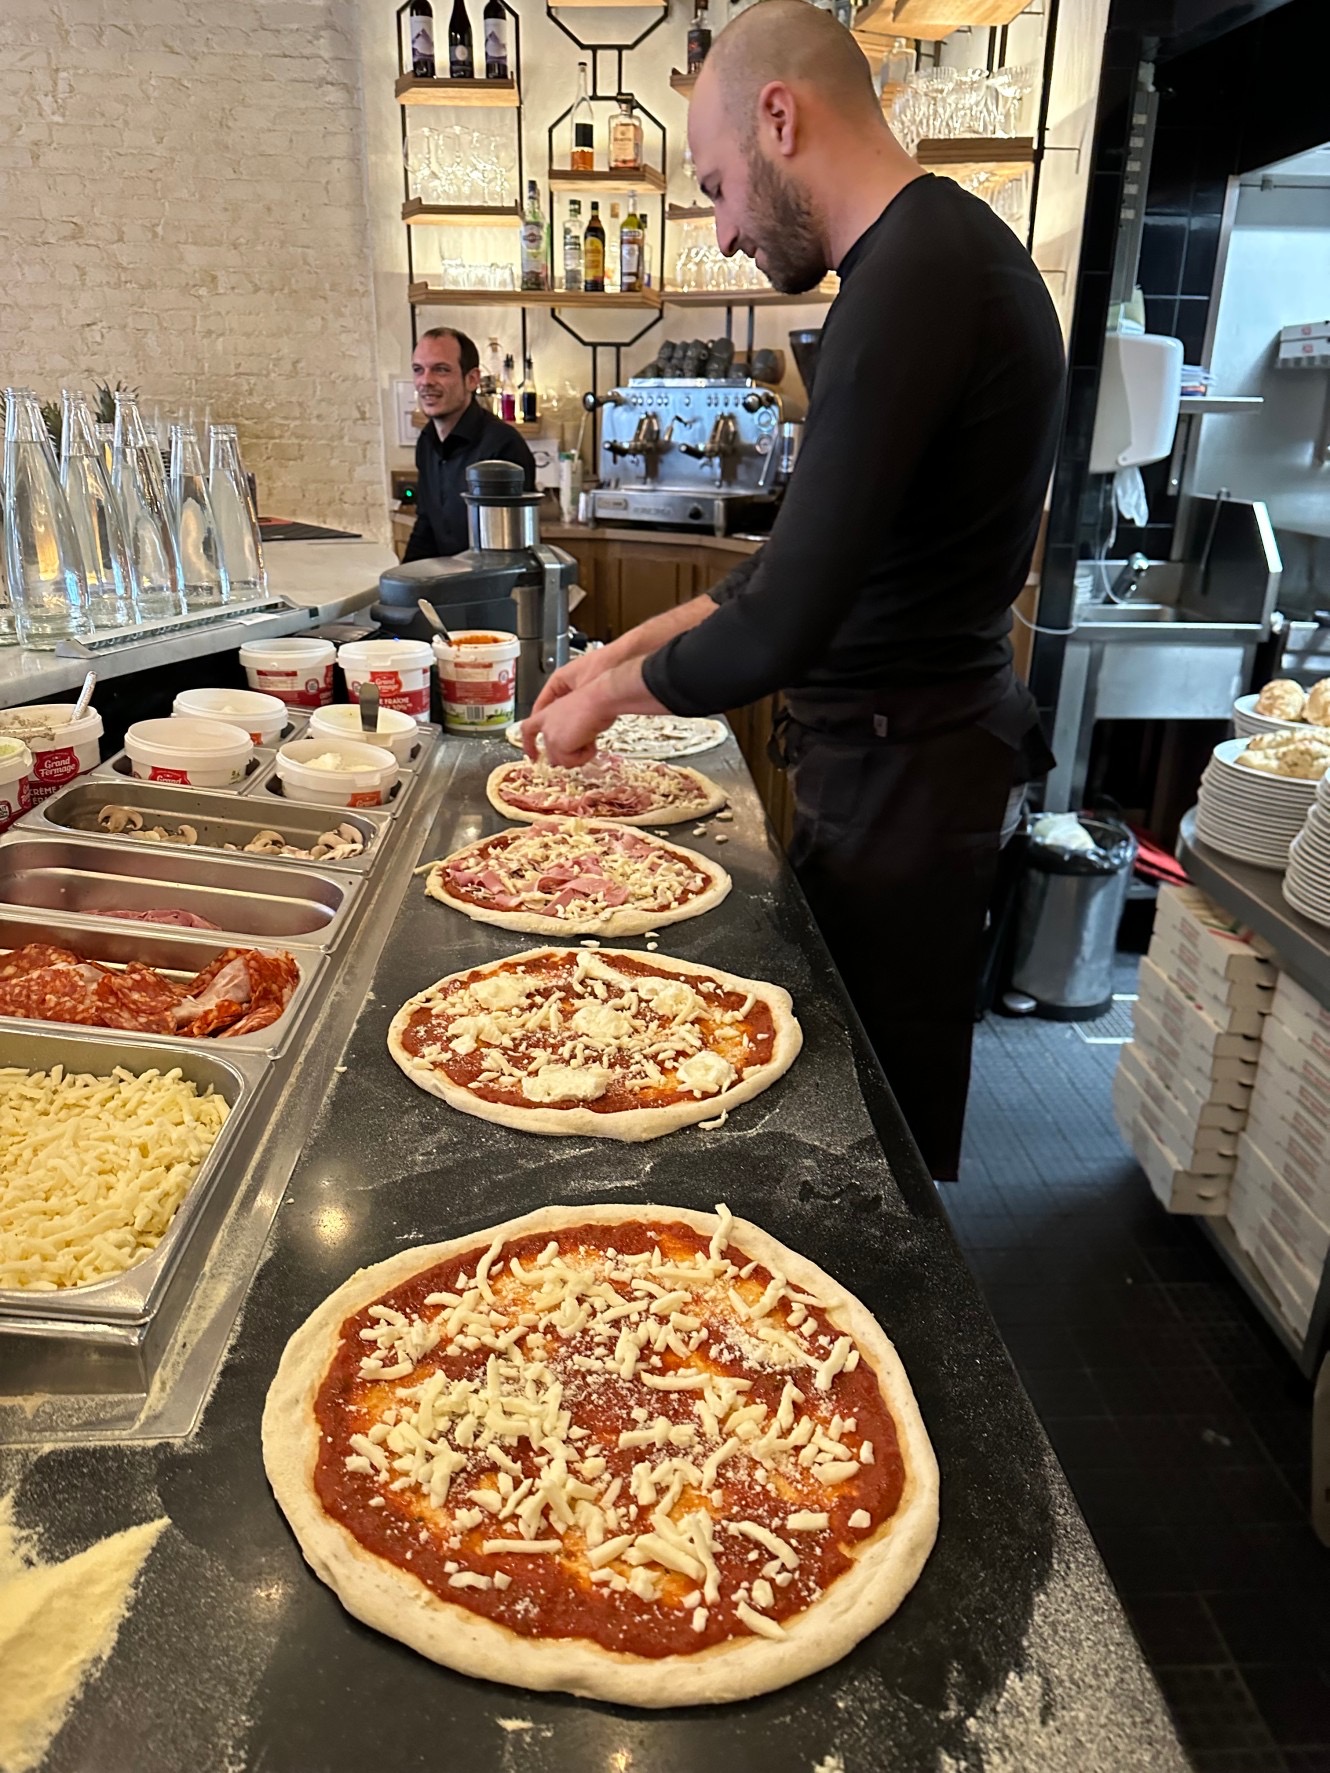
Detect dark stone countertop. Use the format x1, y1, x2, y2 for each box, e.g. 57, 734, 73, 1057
1, 737, 1190, 1773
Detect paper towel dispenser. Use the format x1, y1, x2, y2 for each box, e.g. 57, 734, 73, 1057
1089, 333, 1183, 474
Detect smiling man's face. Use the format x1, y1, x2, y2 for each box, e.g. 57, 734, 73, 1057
412, 333, 479, 431
688, 76, 828, 296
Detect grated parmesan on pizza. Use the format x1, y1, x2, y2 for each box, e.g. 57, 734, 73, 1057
425, 818, 730, 936
508, 715, 728, 761
0, 1064, 231, 1291
487, 755, 726, 828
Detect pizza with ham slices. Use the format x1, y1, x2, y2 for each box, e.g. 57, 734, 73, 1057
423, 818, 732, 937
486, 755, 727, 827
262, 1202, 939, 1706
386, 948, 801, 1140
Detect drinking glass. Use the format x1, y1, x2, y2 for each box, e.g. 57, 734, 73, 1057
0, 483, 18, 646
3, 387, 93, 647
60, 388, 136, 631
113, 391, 185, 620
208, 424, 266, 598
170, 423, 229, 610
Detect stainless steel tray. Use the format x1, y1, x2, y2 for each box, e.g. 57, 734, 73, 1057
24, 780, 390, 873
256, 764, 413, 817
0, 909, 327, 1055
93, 749, 275, 792
0, 1025, 260, 1327
0, 835, 357, 946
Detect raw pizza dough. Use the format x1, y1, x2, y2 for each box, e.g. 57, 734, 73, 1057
387, 946, 801, 1140
262, 1201, 940, 1707
423, 817, 732, 937
507, 714, 730, 760
486, 755, 727, 828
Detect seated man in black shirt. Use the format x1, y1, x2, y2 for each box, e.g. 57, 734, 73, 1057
403, 327, 536, 561
523, 1, 1064, 1180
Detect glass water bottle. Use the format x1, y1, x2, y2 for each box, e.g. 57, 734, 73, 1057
113, 392, 184, 620
208, 425, 266, 598
169, 424, 229, 609
0, 484, 17, 646
3, 388, 92, 648
60, 389, 136, 631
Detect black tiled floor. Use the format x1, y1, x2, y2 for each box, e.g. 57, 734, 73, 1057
950, 968, 1330, 1770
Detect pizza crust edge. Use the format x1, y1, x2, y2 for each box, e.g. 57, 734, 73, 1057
423, 820, 734, 937
386, 947, 802, 1142
485, 760, 728, 827
261, 1201, 940, 1708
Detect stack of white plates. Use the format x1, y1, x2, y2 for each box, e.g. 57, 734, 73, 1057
1283, 779, 1330, 923
1195, 737, 1319, 868
1232, 693, 1305, 739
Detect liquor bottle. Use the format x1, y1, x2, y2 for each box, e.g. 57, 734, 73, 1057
609, 94, 643, 172
3, 388, 92, 647
563, 198, 584, 291
482, 0, 508, 78
112, 392, 184, 621
608, 201, 621, 292
583, 200, 606, 293
481, 336, 503, 410
619, 198, 643, 294
687, 0, 711, 75
448, 0, 473, 79
521, 357, 538, 425
500, 356, 517, 424
570, 62, 594, 171
520, 178, 548, 291
207, 424, 266, 599
408, 0, 435, 77
170, 423, 229, 610
60, 389, 135, 631
639, 213, 651, 288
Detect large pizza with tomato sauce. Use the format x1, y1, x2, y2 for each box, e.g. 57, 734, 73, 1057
387, 948, 800, 1140
262, 1202, 939, 1706
423, 817, 732, 937
486, 754, 727, 827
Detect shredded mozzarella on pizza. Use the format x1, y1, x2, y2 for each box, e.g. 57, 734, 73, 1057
432, 819, 713, 920
339, 1206, 881, 1642
494, 755, 718, 820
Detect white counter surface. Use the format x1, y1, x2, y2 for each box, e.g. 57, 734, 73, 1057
0, 537, 392, 708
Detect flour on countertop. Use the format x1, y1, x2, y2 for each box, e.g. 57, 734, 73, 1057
497, 1718, 535, 1732
0, 1496, 166, 1773
812, 1755, 846, 1773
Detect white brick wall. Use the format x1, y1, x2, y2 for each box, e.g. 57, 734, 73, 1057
0, 0, 389, 540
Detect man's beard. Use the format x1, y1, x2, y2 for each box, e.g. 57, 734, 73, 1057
744, 150, 826, 295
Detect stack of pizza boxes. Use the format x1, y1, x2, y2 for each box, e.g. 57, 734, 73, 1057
1114, 884, 1277, 1215
1227, 972, 1330, 1339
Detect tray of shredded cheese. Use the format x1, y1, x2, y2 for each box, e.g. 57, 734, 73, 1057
0, 1027, 260, 1322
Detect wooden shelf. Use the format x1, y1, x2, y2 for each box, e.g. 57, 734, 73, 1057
667, 203, 713, 221
917, 135, 1034, 165
395, 75, 520, 108
549, 0, 665, 8
409, 283, 663, 310
548, 166, 668, 194
854, 15, 958, 49
663, 286, 836, 308
401, 198, 522, 226
670, 69, 697, 97
894, 0, 1030, 27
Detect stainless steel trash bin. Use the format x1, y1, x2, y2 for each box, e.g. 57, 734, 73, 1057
1009, 817, 1137, 1019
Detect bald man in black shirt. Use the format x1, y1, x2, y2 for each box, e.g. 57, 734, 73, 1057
524, 1, 1063, 1179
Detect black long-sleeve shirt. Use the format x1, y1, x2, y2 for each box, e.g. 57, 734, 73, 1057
641, 175, 1065, 713
403, 399, 536, 561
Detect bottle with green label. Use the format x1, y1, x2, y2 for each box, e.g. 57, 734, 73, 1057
520, 179, 548, 292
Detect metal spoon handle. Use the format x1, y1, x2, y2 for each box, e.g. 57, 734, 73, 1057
358, 682, 381, 736
71, 670, 96, 723
417, 598, 454, 648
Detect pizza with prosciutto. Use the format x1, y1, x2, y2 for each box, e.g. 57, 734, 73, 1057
486, 755, 726, 827
423, 818, 732, 937
262, 1202, 939, 1706
387, 948, 801, 1140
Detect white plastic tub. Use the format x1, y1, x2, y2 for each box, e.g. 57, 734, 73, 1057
432, 629, 520, 735
275, 737, 400, 808
338, 639, 434, 721
125, 717, 254, 788
0, 703, 103, 804
0, 738, 34, 832
239, 638, 336, 708
308, 703, 421, 767
173, 686, 287, 745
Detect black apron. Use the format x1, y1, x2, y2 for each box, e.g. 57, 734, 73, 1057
772, 668, 1054, 1181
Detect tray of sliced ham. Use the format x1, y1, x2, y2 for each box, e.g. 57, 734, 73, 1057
0, 912, 325, 1053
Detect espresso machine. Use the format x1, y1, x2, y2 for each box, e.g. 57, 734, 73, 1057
586, 378, 790, 535
375, 460, 576, 717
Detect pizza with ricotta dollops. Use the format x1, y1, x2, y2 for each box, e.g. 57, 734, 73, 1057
262, 1202, 939, 1707
387, 947, 800, 1140
423, 817, 732, 937
486, 755, 726, 827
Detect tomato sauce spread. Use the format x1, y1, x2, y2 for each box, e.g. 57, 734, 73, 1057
313, 1218, 905, 1657
399, 953, 776, 1115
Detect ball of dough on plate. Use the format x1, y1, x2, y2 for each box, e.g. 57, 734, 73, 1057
1304, 680, 1330, 727
1254, 679, 1306, 721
